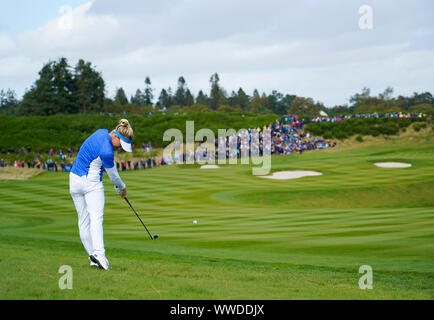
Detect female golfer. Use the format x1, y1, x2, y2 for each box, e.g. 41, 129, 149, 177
70, 119, 134, 270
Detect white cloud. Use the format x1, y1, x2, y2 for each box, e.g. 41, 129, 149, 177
15, 2, 121, 59
0, 32, 16, 57
0, 0, 433, 106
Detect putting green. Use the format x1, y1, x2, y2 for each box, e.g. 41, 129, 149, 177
0, 131, 433, 299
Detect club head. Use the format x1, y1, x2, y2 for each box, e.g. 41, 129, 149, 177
152, 234, 159, 240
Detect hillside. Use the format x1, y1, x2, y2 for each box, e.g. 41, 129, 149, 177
0, 113, 277, 153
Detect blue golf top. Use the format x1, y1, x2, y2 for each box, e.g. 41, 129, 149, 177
71, 129, 115, 182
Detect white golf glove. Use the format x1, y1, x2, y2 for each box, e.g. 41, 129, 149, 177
114, 185, 121, 194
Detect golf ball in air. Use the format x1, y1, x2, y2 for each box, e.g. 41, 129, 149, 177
193, 220, 198, 224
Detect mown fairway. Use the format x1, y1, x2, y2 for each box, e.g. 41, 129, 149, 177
0, 129, 433, 299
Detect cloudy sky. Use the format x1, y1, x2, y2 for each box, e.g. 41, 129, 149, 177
1, 0, 433, 107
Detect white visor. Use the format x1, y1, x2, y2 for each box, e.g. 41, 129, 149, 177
114, 130, 133, 152
120, 139, 132, 153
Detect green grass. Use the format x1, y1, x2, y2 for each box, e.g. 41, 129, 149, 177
0, 129, 433, 299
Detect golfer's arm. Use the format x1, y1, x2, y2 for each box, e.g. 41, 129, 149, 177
105, 167, 126, 190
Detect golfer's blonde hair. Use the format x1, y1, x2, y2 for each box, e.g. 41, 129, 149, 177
115, 119, 134, 140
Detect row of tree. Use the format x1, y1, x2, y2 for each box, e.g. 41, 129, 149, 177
1, 57, 433, 116
111, 73, 302, 115
344, 87, 434, 114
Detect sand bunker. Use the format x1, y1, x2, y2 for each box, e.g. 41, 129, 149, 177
0, 168, 42, 181
374, 162, 412, 168
259, 170, 323, 180
200, 165, 220, 169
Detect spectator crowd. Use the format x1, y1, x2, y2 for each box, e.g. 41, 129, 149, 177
0, 112, 427, 171
309, 112, 425, 123
161, 115, 337, 164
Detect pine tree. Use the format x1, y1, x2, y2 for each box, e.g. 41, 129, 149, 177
157, 88, 171, 108
131, 89, 145, 106
115, 88, 129, 105
250, 89, 261, 113
74, 59, 105, 113
185, 89, 194, 106
209, 73, 225, 110
19, 58, 76, 115
196, 90, 209, 106
175, 76, 187, 106
143, 77, 154, 106
0, 89, 18, 115
237, 88, 250, 111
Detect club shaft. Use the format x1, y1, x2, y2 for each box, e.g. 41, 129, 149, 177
124, 197, 154, 240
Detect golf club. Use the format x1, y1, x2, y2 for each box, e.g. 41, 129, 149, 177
124, 197, 158, 240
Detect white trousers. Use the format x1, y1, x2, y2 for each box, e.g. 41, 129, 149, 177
69, 173, 105, 257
